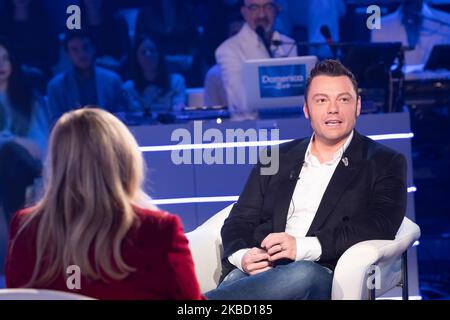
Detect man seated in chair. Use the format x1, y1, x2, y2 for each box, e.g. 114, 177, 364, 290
205, 60, 407, 300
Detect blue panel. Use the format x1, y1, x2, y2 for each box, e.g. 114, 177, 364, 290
130, 122, 193, 146
261, 117, 312, 140
141, 152, 196, 199
197, 202, 234, 227
355, 111, 411, 134
157, 203, 198, 233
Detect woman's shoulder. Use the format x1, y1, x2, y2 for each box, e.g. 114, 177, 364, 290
133, 206, 182, 231
131, 207, 184, 248
13, 207, 37, 222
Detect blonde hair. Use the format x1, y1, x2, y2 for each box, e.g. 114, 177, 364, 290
16, 107, 155, 287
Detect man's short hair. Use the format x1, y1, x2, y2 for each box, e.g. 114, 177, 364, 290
305, 59, 359, 101
63, 30, 94, 51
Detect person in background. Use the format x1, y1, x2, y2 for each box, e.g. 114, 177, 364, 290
371, 0, 450, 66
0, 38, 48, 274
80, 0, 130, 75
215, 0, 297, 120
135, 1, 200, 85
0, 0, 59, 78
47, 30, 124, 125
0, 37, 48, 228
5, 108, 204, 300
123, 36, 186, 115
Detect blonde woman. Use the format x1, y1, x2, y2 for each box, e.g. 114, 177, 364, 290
5, 108, 203, 300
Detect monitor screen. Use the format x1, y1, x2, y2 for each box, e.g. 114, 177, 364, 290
242, 56, 318, 110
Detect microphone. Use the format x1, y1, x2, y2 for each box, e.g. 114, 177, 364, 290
341, 157, 349, 167
271, 38, 297, 57
320, 25, 338, 58
256, 26, 273, 58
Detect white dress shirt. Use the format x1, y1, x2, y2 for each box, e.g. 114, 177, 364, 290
229, 131, 354, 271
215, 23, 297, 119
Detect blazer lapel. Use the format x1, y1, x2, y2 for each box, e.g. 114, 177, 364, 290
272, 139, 309, 232
307, 131, 368, 235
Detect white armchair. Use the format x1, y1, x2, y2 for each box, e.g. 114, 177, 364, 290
186, 203, 421, 300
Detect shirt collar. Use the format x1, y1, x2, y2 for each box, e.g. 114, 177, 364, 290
304, 130, 354, 167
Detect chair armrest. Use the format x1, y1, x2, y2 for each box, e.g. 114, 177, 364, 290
185, 203, 234, 293
186, 227, 223, 293
332, 217, 420, 300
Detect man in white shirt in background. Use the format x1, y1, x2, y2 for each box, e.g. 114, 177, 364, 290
215, 0, 297, 120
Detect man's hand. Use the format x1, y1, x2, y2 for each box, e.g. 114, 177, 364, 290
241, 247, 272, 275
261, 233, 297, 262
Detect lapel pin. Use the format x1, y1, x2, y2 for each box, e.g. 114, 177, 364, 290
342, 157, 349, 167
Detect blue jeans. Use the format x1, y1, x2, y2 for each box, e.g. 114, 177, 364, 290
204, 260, 333, 300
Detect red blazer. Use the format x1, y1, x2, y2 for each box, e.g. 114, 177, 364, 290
5, 206, 204, 300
